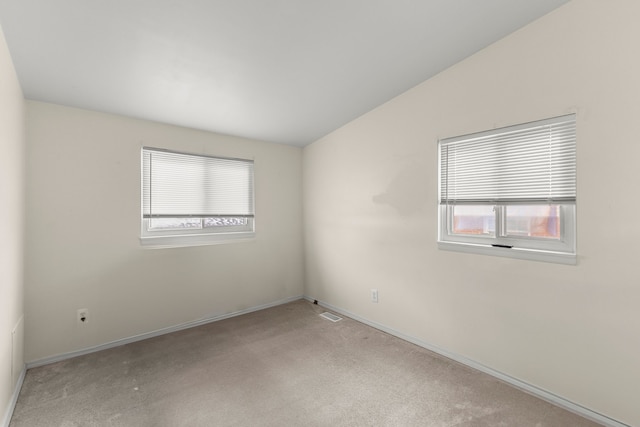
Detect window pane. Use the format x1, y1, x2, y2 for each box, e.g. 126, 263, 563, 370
505, 205, 560, 239
452, 205, 495, 236
203, 217, 248, 227
149, 218, 202, 230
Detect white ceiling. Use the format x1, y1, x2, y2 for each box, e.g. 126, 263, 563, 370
0, 0, 569, 146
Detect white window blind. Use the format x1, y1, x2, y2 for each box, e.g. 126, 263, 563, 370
439, 114, 576, 205
142, 147, 254, 219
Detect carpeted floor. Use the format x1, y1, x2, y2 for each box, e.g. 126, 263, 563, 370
10, 300, 602, 426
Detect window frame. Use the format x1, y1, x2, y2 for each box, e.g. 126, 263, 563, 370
437, 115, 577, 265
438, 203, 576, 264
140, 147, 255, 248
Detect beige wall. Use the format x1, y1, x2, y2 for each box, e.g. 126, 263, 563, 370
0, 23, 25, 424
25, 101, 304, 362
303, 1, 640, 425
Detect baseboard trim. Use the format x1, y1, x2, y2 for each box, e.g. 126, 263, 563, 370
305, 296, 629, 427
27, 295, 303, 369
2, 365, 26, 427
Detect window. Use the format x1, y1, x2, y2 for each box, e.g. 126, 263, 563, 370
141, 147, 255, 247
438, 114, 576, 264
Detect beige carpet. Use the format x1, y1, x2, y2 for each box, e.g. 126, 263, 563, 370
10, 300, 602, 426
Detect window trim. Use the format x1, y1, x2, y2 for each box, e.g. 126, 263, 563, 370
437, 115, 577, 265
140, 147, 255, 248
139, 228, 256, 248
436, 240, 577, 265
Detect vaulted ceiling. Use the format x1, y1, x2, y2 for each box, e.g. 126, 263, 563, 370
0, 0, 569, 146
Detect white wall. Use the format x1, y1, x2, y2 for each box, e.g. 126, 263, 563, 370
0, 23, 25, 425
303, 1, 640, 425
25, 101, 304, 362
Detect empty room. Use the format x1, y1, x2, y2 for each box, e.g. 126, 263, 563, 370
1, 1, 638, 426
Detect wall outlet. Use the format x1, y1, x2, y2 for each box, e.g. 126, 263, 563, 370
77, 308, 89, 325
371, 289, 379, 303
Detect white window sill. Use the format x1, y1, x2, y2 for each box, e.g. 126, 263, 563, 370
437, 241, 576, 265
140, 232, 255, 249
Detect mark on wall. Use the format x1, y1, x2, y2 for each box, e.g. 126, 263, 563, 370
372, 164, 428, 215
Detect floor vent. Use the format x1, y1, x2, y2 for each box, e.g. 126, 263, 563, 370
320, 312, 342, 322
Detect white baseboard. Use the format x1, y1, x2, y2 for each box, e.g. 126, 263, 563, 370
2, 365, 25, 427
27, 295, 303, 369
305, 297, 629, 427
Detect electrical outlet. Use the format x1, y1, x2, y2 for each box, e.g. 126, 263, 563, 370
77, 308, 89, 325
371, 289, 379, 303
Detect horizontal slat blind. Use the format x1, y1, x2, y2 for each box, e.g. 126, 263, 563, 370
142, 147, 254, 217
439, 114, 576, 204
